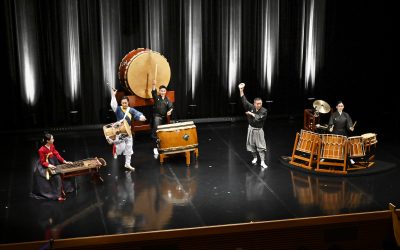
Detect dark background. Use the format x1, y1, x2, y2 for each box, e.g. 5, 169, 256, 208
0, 0, 397, 135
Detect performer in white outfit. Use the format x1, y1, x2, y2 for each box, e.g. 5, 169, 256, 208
109, 89, 146, 171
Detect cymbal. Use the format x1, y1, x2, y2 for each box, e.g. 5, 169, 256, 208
313, 100, 331, 114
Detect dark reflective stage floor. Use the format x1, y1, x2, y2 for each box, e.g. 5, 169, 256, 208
1, 119, 400, 244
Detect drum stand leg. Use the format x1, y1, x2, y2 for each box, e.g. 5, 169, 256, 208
91, 172, 104, 183
159, 154, 166, 164
185, 151, 191, 166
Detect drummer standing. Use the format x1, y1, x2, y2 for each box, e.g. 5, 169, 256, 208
151, 80, 173, 155
328, 101, 354, 136
238, 83, 268, 169
110, 89, 146, 171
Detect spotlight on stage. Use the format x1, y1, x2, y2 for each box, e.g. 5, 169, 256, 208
265, 100, 273, 113
307, 97, 316, 105
228, 102, 236, 116
188, 104, 197, 119
69, 110, 79, 125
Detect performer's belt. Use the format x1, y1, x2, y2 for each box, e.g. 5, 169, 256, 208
249, 125, 262, 130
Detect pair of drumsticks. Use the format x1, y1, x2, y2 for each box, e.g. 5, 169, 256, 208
328, 121, 357, 132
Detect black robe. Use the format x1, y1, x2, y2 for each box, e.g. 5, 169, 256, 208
31, 156, 74, 200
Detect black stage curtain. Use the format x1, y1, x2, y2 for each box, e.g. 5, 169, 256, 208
0, 0, 396, 130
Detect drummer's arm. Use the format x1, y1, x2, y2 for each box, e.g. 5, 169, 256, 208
347, 114, 354, 131
131, 108, 146, 121
328, 115, 334, 132
151, 80, 157, 99
167, 101, 173, 116
254, 109, 267, 122
110, 91, 118, 112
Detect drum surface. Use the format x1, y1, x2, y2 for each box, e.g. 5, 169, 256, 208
297, 129, 320, 154
119, 48, 171, 98
361, 133, 378, 145
320, 134, 347, 160
157, 121, 198, 152
347, 136, 365, 158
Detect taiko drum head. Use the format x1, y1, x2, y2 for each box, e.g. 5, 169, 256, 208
118, 48, 171, 99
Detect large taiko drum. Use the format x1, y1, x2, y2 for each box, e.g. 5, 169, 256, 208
320, 134, 347, 160
118, 48, 171, 98
347, 136, 365, 158
297, 129, 320, 154
156, 121, 198, 154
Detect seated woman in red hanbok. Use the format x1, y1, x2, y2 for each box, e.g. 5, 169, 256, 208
31, 133, 74, 201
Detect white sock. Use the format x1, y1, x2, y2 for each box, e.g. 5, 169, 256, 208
261, 161, 268, 169
125, 155, 132, 166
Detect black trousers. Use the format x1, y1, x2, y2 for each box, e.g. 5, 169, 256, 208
152, 115, 168, 147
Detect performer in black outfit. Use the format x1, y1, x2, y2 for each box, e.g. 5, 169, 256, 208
151, 80, 173, 155
328, 101, 354, 136
238, 83, 268, 169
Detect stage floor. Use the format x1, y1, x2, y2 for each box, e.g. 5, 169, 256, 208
1, 119, 400, 244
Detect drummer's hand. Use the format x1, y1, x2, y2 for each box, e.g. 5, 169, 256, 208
64, 161, 73, 165
329, 127, 333, 132
48, 164, 56, 170
167, 110, 172, 116
139, 115, 146, 121
350, 127, 354, 132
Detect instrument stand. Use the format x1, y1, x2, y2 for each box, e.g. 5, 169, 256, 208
289, 131, 319, 170
350, 155, 376, 169
159, 148, 199, 167
304, 109, 319, 132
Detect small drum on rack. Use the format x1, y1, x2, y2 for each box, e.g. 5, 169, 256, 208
347, 136, 365, 158
361, 133, 378, 156
103, 119, 132, 144
361, 133, 378, 145
118, 48, 171, 98
156, 121, 198, 154
320, 134, 347, 160
297, 129, 320, 154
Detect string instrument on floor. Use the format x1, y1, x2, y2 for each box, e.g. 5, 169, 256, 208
46, 157, 107, 180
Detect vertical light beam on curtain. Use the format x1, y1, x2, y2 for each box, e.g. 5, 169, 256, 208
14, 0, 38, 106
146, 0, 162, 51
261, 0, 279, 94
185, 0, 202, 101
227, 0, 241, 98
61, 0, 80, 101
100, 0, 121, 91
300, 0, 325, 92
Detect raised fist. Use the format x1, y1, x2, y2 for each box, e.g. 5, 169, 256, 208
238, 83, 245, 90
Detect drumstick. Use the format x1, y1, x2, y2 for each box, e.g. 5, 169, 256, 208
351, 121, 357, 130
